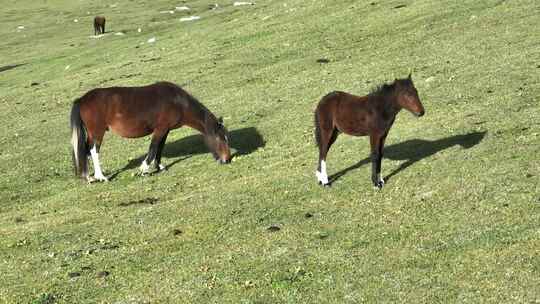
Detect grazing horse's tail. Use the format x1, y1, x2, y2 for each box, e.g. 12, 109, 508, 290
70, 99, 88, 178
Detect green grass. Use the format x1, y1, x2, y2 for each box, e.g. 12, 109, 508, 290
1, 0, 539, 303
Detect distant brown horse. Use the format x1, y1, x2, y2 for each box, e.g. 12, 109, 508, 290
70, 81, 232, 182
94, 16, 106, 35
314, 74, 425, 188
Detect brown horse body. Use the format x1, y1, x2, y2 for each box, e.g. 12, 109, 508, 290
71, 81, 231, 182
314, 75, 425, 188
94, 16, 106, 35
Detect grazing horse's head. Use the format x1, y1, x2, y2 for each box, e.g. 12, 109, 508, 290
395, 73, 425, 117
205, 117, 232, 164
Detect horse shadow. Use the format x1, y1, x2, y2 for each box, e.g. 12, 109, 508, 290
109, 127, 265, 179
328, 131, 487, 185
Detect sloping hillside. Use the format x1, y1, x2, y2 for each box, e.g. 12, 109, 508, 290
0, 0, 539, 303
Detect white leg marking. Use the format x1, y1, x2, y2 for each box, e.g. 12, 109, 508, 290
139, 159, 150, 174
316, 160, 329, 185
378, 173, 385, 185
158, 164, 166, 171
90, 145, 108, 182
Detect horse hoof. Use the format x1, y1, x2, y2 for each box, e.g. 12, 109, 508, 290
89, 176, 108, 183
135, 171, 149, 177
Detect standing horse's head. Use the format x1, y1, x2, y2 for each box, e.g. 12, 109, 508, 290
205, 117, 232, 164
395, 73, 425, 117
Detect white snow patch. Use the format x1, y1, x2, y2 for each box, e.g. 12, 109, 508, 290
234, 2, 255, 6
89, 33, 110, 38
180, 16, 200, 22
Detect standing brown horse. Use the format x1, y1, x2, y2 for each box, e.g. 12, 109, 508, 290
94, 16, 106, 35
314, 74, 425, 188
71, 81, 231, 182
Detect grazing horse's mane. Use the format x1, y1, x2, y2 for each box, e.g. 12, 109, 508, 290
157, 81, 220, 131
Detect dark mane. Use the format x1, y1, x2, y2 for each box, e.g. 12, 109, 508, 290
154, 81, 217, 124
368, 83, 396, 97
368, 78, 413, 97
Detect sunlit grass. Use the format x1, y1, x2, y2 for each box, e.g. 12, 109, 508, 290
0, 0, 539, 303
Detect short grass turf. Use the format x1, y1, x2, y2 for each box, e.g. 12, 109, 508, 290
1, 0, 539, 303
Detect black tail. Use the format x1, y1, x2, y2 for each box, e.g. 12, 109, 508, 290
314, 109, 321, 147
70, 99, 88, 178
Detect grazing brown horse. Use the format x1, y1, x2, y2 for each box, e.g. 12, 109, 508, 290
94, 16, 106, 35
314, 74, 425, 188
70, 81, 231, 182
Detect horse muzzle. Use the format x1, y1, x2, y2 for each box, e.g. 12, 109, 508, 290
218, 158, 231, 164
414, 110, 425, 117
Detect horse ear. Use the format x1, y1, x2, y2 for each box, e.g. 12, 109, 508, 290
408, 72, 412, 80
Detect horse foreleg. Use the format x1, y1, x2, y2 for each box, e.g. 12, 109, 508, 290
140, 130, 167, 174
369, 133, 386, 189
154, 130, 169, 172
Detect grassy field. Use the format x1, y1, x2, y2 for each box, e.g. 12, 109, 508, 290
1, 0, 539, 303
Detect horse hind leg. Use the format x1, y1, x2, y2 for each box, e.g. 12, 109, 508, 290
315, 111, 337, 186
89, 144, 108, 182
85, 137, 107, 183
316, 128, 338, 186
85, 125, 108, 182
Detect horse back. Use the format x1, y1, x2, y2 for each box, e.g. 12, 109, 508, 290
78, 83, 185, 138
94, 16, 105, 25
317, 91, 377, 136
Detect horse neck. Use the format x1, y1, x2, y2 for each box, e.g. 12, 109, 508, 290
375, 93, 401, 119
187, 108, 215, 137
